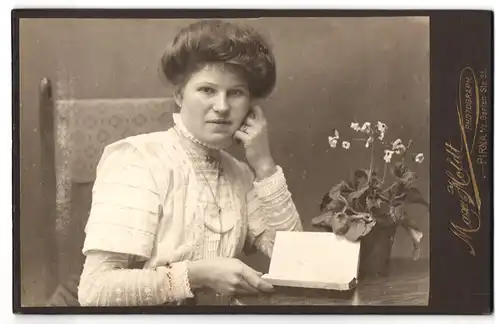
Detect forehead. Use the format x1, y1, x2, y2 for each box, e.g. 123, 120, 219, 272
187, 64, 248, 88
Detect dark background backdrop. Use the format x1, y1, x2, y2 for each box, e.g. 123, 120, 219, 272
19, 17, 429, 306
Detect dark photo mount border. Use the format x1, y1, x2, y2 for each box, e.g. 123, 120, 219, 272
11, 9, 494, 315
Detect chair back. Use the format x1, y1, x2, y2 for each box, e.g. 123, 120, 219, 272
39, 77, 176, 288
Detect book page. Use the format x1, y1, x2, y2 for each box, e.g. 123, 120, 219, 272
265, 231, 360, 285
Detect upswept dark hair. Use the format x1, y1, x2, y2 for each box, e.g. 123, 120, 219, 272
160, 19, 276, 99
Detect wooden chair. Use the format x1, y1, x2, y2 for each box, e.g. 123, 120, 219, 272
39, 78, 176, 305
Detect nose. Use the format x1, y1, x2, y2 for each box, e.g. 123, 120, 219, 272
212, 92, 230, 114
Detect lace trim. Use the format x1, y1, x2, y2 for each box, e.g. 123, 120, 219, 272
173, 113, 229, 150
253, 165, 288, 199
171, 117, 238, 235
167, 261, 194, 301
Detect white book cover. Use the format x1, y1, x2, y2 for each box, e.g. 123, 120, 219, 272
262, 231, 360, 291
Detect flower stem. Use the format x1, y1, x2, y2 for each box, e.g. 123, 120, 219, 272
383, 181, 398, 194
382, 162, 387, 183
401, 139, 413, 163
368, 136, 375, 181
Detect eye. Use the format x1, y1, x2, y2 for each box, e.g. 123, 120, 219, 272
228, 89, 247, 97
198, 86, 216, 94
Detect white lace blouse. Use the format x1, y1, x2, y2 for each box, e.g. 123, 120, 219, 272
77, 114, 303, 306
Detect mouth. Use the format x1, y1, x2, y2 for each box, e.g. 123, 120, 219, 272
207, 119, 232, 125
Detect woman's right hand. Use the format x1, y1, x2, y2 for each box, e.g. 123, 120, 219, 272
187, 257, 274, 296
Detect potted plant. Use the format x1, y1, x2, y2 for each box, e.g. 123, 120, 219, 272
311, 121, 428, 279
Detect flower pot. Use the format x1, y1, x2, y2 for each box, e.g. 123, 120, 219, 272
358, 223, 397, 279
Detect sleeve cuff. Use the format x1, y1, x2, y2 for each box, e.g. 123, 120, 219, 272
158, 261, 194, 301
252, 165, 287, 199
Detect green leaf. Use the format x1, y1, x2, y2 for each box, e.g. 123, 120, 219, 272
388, 181, 408, 200
352, 169, 369, 190
392, 162, 408, 178
376, 191, 391, 203
400, 170, 417, 188
390, 205, 406, 222
391, 162, 418, 189
370, 175, 382, 189
311, 211, 334, 228
404, 187, 429, 207
398, 215, 423, 260
330, 212, 350, 235
354, 169, 369, 179
347, 184, 370, 210
392, 192, 407, 207
366, 196, 381, 211
319, 193, 331, 211
344, 218, 376, 242
320, 181, 354, 211
398, 215, 420, 230
390, 187, 428, 208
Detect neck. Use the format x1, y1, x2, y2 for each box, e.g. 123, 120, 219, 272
172, 113, 226, 157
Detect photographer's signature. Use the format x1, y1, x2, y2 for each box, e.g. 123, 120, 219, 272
445, 67, 488, 256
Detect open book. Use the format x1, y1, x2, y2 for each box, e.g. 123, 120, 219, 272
261, 231, 360, 291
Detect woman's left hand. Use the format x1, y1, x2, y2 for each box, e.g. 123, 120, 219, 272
233, 105, 277, 180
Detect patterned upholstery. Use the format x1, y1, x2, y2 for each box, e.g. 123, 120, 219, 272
52, 97, 176, 285
55, 97, 176, 183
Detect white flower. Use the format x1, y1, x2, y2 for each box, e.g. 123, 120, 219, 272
328, 136, 338, 148
376, 121, 387, 140
342, 141, 351, 149
383, 150, 395, 163
376, 121, 387, 133
350, 122, 361, 132
328, 129, 340, 148
415, 153, 424, 163
392, 138, 403, 148
360, 122, 371, 134
392, 138, 406, 154
365, 136, 374, 148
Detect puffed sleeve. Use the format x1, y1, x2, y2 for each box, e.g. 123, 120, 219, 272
78, 140, 194, 306
82, 141, 161, 259
244, 164, 303, 257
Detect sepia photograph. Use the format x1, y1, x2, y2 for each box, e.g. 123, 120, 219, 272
18, 13, 431, 309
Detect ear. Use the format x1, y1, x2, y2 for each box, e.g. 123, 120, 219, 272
249, 99, 264, 116
173, 89, 183, 108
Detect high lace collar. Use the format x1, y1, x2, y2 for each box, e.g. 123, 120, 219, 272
172, 113, 231, 153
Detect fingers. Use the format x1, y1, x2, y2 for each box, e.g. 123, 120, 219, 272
239, 124, 251, 134
236, 279, 260, 295
252, 105, 265, 121
233, 129, 251, 144
238, 105, 265, 137
240, 266, 274, 293
243, 105, 264, 127
244, 109, 258, 126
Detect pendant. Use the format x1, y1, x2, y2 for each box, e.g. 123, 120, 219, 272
208, 203, 221, 216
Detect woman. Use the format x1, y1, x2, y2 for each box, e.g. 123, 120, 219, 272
77, 19, 303, 306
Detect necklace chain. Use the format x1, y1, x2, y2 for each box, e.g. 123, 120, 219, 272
173, 127, 224, 257
173, 127, 223, 212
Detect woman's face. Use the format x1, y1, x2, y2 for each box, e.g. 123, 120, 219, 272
175, 63, 252, 147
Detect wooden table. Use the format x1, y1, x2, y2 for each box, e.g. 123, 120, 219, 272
234, 259, 429, 306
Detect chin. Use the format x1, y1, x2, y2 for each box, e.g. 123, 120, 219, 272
205, 134, 233, 147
